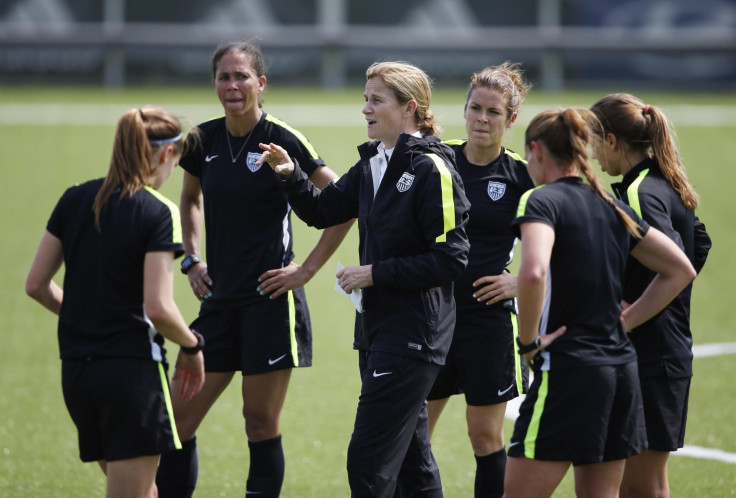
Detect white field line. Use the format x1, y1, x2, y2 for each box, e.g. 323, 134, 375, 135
1, 103, 736, 127
505, 341, 736, 464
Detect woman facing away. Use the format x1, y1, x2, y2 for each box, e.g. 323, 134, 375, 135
26, 106, 205, 497
504, 107, 696, 498
259, 60, 470, 497
591, 93, 711, 498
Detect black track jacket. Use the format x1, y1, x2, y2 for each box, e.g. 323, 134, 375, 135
279, 134, 470, 365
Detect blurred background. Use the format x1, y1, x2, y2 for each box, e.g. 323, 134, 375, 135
1, 0, 735, 90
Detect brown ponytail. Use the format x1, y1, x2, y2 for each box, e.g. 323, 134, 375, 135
525, 108, 642, 237
591, 93, 698, 209
92, 106, 185, 230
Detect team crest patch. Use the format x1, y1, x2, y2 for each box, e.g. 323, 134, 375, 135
246, 152, 262, 172
396, 172, 416, 193
487, 181, 506, 201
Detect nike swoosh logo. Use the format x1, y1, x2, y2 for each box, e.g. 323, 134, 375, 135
498, 383, 514, 396
372, 370, 392, 377
268, 354, 287, 366
508, 441, 521, 448
205, 154, 219, 162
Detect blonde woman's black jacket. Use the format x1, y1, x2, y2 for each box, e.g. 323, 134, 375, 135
279, 134, 470, 365
612, 158, 711, 377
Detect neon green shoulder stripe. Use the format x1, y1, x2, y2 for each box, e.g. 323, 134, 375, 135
442, 139, 466, 146
626, 168, 650, 218
266, 114, 320, 160
425, 153, 455, 244
504, 148, 526, 163
515, 185, 543, 218
144, 186, 183, 244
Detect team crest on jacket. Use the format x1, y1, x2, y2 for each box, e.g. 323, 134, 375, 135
487, 181, 506, 201
397, 172, 416, 193
246, 152, 262, 172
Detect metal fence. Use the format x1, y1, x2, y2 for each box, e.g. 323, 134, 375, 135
1, 0, 735, 89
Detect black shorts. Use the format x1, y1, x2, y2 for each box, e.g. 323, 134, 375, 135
508, 362, 646, 466
62, 357, 180, 463
640, 374, 691, 451
427, 306, 527, 405
192, 287, 312, 375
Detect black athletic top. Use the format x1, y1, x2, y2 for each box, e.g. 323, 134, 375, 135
280, 134, 470, 365
47, 179, 184, 361
446, 141, 534, 315
180, 113, 325, 310
611, 158, 711, 377
512, 177, 649, 370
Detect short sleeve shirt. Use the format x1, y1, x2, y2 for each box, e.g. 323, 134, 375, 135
179, 113, 325, 309
512, 177, 648, 369
448, 143, 534, 312
47, 179, 184, 360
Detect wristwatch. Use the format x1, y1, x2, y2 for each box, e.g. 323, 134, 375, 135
181, 329, 205, 355
180, 254, 202, 275
516, 336, 542, 355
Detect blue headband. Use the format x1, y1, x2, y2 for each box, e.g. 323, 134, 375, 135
150, 133, 183, 146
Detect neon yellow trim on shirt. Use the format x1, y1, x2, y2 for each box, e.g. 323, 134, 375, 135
626, 169, 650, 218
144, 186, 183, 244
425, 153, 455, 243
266, 114, 320, 160
504, 148, 526, 163
515, 185, 543, 218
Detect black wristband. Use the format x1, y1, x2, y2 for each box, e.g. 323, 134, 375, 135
180, 254, 202, 275
516, 335, 542, 355
181, 329, 205, 355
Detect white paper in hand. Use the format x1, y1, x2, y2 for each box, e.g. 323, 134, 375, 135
335, 262, 364, 313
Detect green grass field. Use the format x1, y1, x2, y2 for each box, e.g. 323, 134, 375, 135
1, 86, 735, 496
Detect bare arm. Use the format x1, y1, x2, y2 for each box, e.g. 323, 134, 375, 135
621, 227, 697, 332
516, 223, 566, 363
144, 251, 205, 400
257, 164, 356, 298
26, 230, 64, 315
180, 171, 212, 300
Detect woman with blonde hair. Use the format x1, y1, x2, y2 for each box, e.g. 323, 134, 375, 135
504, 107, 696, 498
26, 106, 205, 497
259, 60, 470, 497
591, 93, 711, 498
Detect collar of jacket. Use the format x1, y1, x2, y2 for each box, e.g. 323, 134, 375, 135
356, 133, 445, 161
611, 157, 658, 199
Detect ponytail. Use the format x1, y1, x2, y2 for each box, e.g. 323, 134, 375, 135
591, 93, 698, 210
526, 108, 642, 238
93, 106, 185, 230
